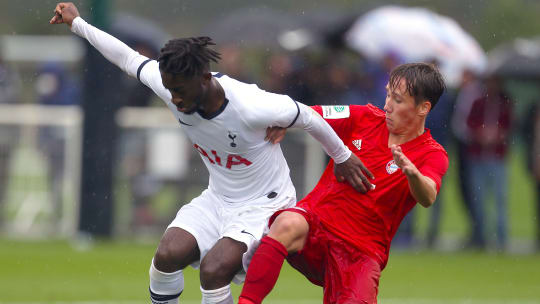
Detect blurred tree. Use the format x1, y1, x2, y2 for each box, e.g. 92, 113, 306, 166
472, 0, 540, 51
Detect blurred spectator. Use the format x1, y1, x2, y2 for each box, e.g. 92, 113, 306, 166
265, 52, 295, 95
423, 59, 456, 247
217, 44, 253, 83
35, 62, 81, 218
265, 52, 312, 104
364, 52, 401, 109
326, 54, 365, 106
341, 59, 376, 106
466, 75, 513, 251
522, 99, 540, 251
424, 88, 455, 247
0, 55, 21, 223
293, 57, 328, 106
451, 69, 484, 248
311, 56, 355, 105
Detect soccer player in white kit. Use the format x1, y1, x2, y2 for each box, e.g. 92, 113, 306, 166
51, 3, 374, 304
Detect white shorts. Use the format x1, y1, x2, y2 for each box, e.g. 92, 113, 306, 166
167, 187, 296, 284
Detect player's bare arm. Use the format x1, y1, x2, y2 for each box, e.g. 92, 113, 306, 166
266, 126, 374, 193
50, 2, 79, 26
391, 144, 437, 207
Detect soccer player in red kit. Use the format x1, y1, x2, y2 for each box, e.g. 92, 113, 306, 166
239, 63, 449, 304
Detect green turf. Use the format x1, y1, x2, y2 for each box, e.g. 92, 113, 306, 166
381, 251, 540, 301
0, 238, 320, 302
1, 239, 539, 303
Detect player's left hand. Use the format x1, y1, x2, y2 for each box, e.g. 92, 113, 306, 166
334, 153, 375, 193
391, 144, 418, 177
265, 126, 287, 144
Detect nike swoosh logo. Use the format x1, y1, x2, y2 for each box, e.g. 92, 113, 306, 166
241, 230, 256, 238
178, 118, 192, 126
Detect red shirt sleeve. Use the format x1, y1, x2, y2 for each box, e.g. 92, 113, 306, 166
418, 150, 449, 192
311, 105, 371, 139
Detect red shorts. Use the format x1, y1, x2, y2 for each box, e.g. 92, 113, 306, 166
270, 208, 381, 304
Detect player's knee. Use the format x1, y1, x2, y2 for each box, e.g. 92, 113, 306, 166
153, 243, 178, 272
269, 212, 309, 252
199, 255, 240, 288
154, 240, 188, 272
271, 212, 308, 238
153, 228, 199, 272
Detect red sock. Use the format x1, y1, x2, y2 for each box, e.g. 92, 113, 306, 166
239, 236, 288, 304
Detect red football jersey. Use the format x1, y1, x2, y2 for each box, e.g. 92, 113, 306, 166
300, 104, 448, 268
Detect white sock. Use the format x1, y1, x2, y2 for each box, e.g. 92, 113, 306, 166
149, 259, 184, 304
200, 285, 233, 304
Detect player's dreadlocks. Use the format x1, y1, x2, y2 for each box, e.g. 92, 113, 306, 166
158, 37, 221, 77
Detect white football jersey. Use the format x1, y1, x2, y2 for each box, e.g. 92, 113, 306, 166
70, 16, 351, 204
138, 62, 297, 203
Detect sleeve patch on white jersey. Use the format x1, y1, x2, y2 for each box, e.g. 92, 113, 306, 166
322, 106, 350, 119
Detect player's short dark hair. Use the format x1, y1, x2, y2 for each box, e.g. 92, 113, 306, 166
389, 63, 446, 110
158, 37, 221, 77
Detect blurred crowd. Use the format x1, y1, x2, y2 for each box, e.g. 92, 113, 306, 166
1, 7, 540, 252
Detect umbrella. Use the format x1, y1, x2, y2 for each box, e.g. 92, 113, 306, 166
112, 13, 171, 57
206, 7, 355, 51
345, 6, 487, 86
277, 9, 357, 51
205, 7, 302, 49
487, 37, 540, 79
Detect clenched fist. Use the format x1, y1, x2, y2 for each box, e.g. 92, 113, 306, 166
50, 2, 80, 27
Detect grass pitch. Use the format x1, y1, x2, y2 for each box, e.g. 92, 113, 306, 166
0, 239, 539, 303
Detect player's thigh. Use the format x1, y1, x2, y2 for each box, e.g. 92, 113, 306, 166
199, 237, 247, 284
154, 227, 200, 272
285, 213, 327, 287
268, 210, 310, 253
325, 254, 381, 304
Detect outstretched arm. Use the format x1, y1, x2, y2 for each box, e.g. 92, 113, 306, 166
50, 2, 148, 79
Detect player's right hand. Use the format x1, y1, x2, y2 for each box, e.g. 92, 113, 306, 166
49, 2, 80, 27
265, 126, 287, 144
334, 153, 375, 193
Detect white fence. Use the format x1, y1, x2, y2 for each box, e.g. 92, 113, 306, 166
0, 104, 82, 237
